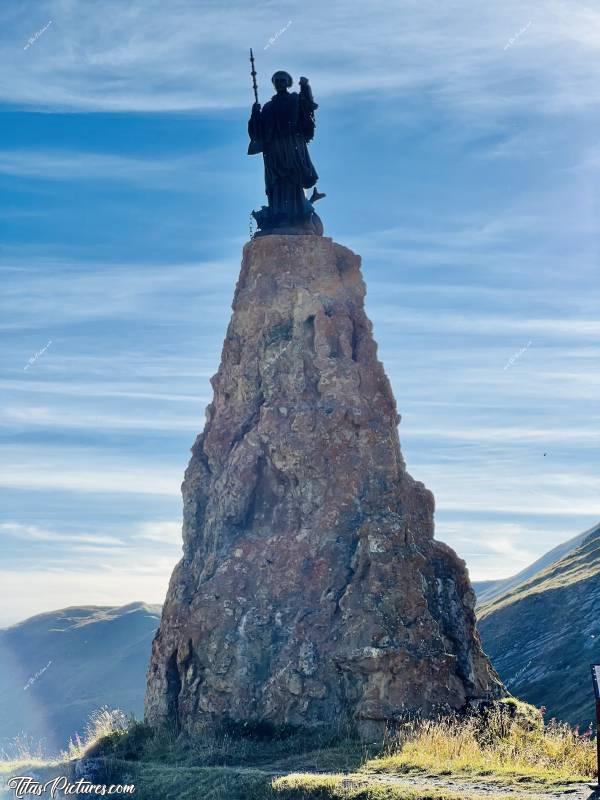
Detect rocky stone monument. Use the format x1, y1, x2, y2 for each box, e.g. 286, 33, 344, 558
145, 72, 503, 738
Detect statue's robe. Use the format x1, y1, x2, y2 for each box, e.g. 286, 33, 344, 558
248, 90, 319, 226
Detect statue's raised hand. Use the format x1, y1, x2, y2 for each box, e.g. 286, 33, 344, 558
299, 76, 309, 86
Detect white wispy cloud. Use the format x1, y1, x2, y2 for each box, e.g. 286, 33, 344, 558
135, 520, 182, 543
0, 379, 205, 403
376, 310, 600, 338
0, 258, 237, 330
0, 405, 201, 432
0, 149, 225, 187
0, 447, 181, 496
419, 463, 600, 518
3, 0, 600, 114
0, 522, 125, 546
402, 424, 600, 446
439, 521, 542, 580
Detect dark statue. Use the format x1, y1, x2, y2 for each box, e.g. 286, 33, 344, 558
248, 69, 325, 236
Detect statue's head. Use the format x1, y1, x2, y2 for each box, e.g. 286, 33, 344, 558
272, 71, 293, 93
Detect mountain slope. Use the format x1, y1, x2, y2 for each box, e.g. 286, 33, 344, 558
0, 602, 160, 754
473, 523, 599, 605
477, 527, 600, 728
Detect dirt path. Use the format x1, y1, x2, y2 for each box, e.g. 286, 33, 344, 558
254, 765, 600, 799
365, 772, 597, 799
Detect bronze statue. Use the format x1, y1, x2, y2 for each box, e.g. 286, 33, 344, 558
248, 55, 325, 236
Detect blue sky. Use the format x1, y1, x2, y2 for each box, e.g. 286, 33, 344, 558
1, 0, 599, 626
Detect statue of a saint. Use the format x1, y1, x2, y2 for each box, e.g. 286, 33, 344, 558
248, 70, 325, 235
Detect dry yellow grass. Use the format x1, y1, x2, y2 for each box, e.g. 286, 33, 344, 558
367, 705, 596, 785
63, 706, 131, 760
0, 733, 57, 775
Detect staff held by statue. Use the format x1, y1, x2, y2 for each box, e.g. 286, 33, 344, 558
249, 48, 259, 105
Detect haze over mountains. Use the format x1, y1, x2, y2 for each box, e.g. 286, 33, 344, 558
0, 602, 160, 755
1, 524, 598, 750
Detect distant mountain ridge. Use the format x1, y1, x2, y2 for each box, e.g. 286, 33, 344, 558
0, 602, 160, 754
473, 523, 599, 605
477, 524, 600, 728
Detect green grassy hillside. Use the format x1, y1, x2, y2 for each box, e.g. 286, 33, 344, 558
477, 528, 600, 729
0, 603, 160, 755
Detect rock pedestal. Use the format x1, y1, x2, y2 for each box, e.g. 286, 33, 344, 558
145, 235, 503, 736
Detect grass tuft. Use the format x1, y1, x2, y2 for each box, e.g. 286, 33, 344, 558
62, 705, 133, 761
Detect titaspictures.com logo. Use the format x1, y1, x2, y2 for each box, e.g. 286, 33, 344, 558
6, 776, 135, 798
